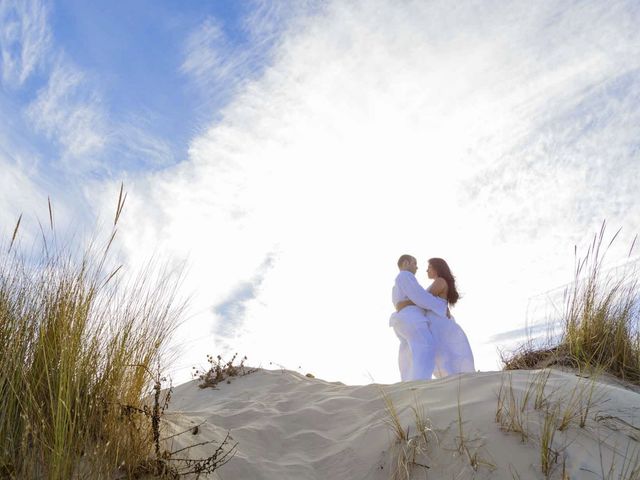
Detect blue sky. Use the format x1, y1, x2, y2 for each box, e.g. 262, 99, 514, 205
49, 0, 289, 160
2, 0, 640, 385
1, 0, 299, 179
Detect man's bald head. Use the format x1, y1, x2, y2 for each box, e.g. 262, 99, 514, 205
397, 254, 417, 274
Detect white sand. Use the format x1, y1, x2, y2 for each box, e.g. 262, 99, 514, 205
162, 368, 640, 479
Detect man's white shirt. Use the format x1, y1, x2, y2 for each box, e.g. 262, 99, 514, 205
390, 270, 448, 326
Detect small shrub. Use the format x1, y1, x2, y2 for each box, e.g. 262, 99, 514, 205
128, 366, 238, 478
195, 353, 256, 388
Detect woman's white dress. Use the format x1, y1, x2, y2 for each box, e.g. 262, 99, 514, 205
427, 296, 475, 378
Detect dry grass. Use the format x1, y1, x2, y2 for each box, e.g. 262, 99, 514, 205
495, 369, 610, 478
496, 374, 532, 442
616, 443, 640, 480
495, 375, 564, 478
497, 223, 639, 480
539, 404, 560, 478
454, 379, 495, 473
380, 388, 434, 480
598, 434, 640, 480
556, 374, 604, 432
0, 187, 185, 479
502, 222, 640, 385
495, 369, 559, 444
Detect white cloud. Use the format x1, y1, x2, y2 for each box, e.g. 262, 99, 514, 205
0, 157, 45, 238
1, 0, 113, 173
0, 143, 82, 251
242, 0, 319, 47
180, 1, 311, 105
25, 58, 106, 164
110, 114, 176, 170
87, 0, 640, 385
0, 0, 50, 87
180, 17, 237, 88
0, 101, 69, 245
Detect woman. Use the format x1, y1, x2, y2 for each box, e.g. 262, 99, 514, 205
396, 258, 475, 378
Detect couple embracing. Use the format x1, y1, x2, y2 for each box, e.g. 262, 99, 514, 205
390, 255, 474, 381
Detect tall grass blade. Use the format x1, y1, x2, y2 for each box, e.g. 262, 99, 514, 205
8, 213, 22, 253
48, 196, 54, 232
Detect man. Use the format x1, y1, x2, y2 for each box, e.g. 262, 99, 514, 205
390, 254, 448, 381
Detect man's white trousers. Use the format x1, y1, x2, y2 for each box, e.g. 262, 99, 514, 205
390, 310, 434, 381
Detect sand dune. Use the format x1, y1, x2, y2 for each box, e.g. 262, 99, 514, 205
162, 369, 640, 479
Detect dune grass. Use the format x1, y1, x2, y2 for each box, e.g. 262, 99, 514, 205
502, 222, 640, 385
0, 190, 184, 479
494, 368, 638, 479
379, 388, 435, 480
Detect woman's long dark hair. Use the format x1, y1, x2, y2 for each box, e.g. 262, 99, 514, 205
428, 257, 460, 306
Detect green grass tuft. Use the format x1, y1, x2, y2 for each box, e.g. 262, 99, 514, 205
0, 189, 184, 479
502, 222, 640, 385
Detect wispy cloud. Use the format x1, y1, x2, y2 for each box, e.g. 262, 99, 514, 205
242, 0, 320, 48
487, 322, 559, 345
213, 253, 275, 338
463, 13, 640, 243
180, 1, 311, 108
25, 58, 105, 164
110, 114, 176, 171
0, 0, 50, 87
1, 0, 177, 176
180, 17, 239, 89
0, 155, 46, 239
0, 0, 107, 170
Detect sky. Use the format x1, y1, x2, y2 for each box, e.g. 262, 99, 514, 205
1, 0, 639, 385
